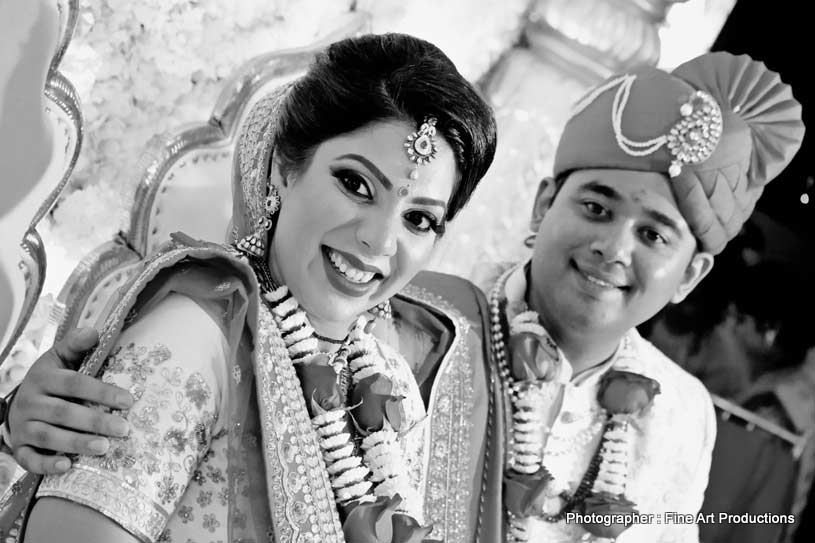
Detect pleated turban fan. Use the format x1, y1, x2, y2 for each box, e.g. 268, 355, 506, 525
554, 52, 805, 254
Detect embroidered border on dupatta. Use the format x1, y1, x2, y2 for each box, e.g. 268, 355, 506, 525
254, 302, 345, 543
75, 239, 244, 379
399, 285, 475, 543
38, 465, 167, 543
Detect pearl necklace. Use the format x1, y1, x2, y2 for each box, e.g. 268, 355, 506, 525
545, 414, 606, 456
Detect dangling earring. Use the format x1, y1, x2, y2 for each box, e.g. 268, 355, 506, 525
237, 184, 280, 258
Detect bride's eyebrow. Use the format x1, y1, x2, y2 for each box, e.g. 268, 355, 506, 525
335, 153, 392, 189
409, 196, 447, 214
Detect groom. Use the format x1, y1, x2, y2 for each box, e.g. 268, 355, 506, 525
2, 51, 806, 543
487, 51, 804, 542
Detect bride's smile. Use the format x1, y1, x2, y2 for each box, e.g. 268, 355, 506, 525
323, 245, 383, 290
269, 120, 458, 338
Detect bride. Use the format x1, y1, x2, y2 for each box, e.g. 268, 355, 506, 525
1, 33, 501, 543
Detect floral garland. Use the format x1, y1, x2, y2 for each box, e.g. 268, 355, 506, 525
488, 268, 660, 541
257, 269, 437, 542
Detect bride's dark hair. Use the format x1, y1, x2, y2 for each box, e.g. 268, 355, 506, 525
274, 33, 497, 221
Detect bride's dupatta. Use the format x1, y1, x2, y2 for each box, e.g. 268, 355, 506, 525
386, 273, 506, 543
0, 86, 505, 542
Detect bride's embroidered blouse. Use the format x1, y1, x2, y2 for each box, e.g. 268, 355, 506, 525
38, 293, 426, 543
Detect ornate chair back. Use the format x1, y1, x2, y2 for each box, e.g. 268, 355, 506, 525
0, 0, 83, 367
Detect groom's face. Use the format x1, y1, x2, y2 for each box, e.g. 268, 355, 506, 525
527, 168, 712, 339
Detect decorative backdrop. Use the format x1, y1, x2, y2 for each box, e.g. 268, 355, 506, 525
41, 0, 528, 282
3, 0, 736, 382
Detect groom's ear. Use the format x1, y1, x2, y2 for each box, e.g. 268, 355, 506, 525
529, 176, 558, 232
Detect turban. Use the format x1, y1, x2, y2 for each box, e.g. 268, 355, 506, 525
554, 52, 805, 254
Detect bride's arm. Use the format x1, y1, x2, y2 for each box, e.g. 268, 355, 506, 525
23, 293, 230, 543
24, 498, 141, 543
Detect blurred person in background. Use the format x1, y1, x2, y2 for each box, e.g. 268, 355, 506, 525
645, 256, 795, 400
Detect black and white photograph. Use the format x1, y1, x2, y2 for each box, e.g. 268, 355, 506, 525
0, 0, 811, 541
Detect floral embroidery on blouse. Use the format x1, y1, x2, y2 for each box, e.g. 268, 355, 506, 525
203, 512, 221, 533
37, 292, 430, 543
197, 490, 213, 508
97, 343, 217, 474
178, 505, 194, 524
38, 294, 230, 542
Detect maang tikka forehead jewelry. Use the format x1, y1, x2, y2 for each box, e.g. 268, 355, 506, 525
404, 116, 438, 181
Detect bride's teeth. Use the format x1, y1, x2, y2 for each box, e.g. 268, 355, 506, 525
328, 249, 376, 284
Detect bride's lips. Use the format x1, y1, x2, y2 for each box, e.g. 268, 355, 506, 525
321, 246, 384, 298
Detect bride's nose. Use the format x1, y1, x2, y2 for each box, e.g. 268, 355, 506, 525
356, 210, 398, 257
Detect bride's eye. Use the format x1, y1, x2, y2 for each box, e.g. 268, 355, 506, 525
333, 169, 373, 199
404, 210, 445, 235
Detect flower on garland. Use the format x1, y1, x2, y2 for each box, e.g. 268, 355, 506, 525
350, 374, 408, 434
597, 370, 661, 415
578, 369, 661, 539
579, 492, 638, 539
341, 495, 441, 543
507, 310, 559, 382
294, 353, 345, 412
504, 467, 553, 518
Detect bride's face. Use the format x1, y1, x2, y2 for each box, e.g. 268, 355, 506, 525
269, 120, 458, 336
